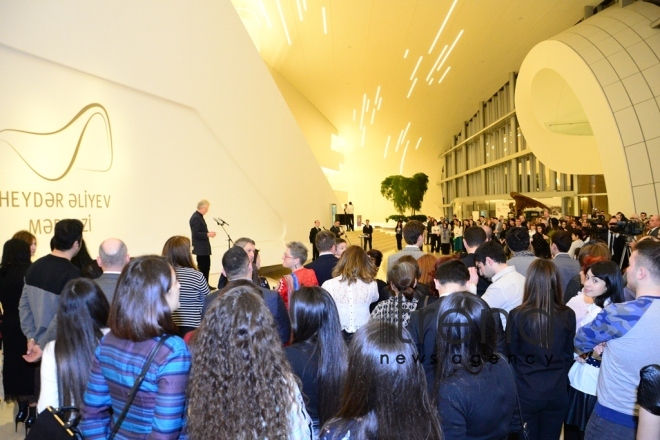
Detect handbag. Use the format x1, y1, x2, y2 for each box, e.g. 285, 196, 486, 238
107, 334, 172, 440
25, 406, 83, 440
568, 353, 600, 395
498, 355, 530, 440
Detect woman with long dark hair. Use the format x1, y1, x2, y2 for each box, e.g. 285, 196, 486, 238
187, 280, 312, 439
322, 246, 378, 341
0, 238, 37, 432
370, 260, 419, 328
532, 224, 552, 259
320, 321, 442, 440
435, 292, 518, 439
507, 259, 576, 440
565, 260, 624, 439
38, 278, 109, 411
81, 256, 190, 439
162, 235, 210, 337
286, 286, 347, 436
395, 220, 403, 251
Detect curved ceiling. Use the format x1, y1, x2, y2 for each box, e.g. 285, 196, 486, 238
232, 0, 601, 162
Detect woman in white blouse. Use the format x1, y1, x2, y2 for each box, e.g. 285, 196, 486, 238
38, 278, 110, 413
322, 246, 378, 342
452, 219, 464, 253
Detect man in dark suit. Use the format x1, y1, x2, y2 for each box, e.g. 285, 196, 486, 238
203, 246, 290, 345
408, 259, 507, 392
551, 230, 582, 293
330, 220, 344, 239
362, 219, 373, 251
304, 230, 339, 285
309, 220, 321, 261
647, 215, 659, 238
605, 218, 629, 269
189, 199, 216, 283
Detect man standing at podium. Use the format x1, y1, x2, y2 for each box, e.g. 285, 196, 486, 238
190, 199, 216, 284
363, 219, 373, 251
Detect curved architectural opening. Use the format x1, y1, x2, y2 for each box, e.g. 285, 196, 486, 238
531, 68, 593, 136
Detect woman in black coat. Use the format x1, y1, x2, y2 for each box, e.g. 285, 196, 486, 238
0, 238, 37, 432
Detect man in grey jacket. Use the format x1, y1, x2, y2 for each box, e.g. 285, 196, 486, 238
95, 238, 129, 304
20, 219, 82, 362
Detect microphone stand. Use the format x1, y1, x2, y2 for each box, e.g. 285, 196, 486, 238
217, 221, 233, 250
342, 226, 352, 245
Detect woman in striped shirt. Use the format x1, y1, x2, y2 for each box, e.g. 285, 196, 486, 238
162, 236, 210, 337
81, 256, 190, 439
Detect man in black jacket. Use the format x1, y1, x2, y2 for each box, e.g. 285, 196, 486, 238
189, 199, 216, 283
203, 246, 290, 345
408, 259, 507, 392
309, 220, 321, 261
304, 230, 339, 285
362, 219, 373, 251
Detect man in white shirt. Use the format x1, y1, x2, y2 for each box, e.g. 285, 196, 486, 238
346, 202, 355, 231
474, 240, 525, 328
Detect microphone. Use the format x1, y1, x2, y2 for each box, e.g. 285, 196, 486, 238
323, 227, 327, 230
217, 218, 230, 226
213, 217, 221, 225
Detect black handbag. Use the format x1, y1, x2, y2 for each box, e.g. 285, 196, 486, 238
25, 406, 83, 440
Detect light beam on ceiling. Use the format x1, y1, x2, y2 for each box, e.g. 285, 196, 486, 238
428, 0, 458, 54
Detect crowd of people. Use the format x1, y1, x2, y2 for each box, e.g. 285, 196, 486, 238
0, 205, 659, 439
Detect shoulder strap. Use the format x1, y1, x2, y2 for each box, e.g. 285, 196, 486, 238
108, 335, 173, 440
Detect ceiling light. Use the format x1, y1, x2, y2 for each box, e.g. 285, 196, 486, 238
375, 86, 381, 104
370, 108, 376, 125
429, 78, 434, 85
438, 66, 451, 84
377, 96, 383, 111
302, 0, 307, 11
396, 129, 404, 152
407, 78, 418, 99
275, 0, 292, 45
436, 30, 463, 72
259, 1, 272, 29
384, 135, 391, 158
404, 49, 409, 58
296, 0, 303, 21
415, 137, 422, 150
403, 121, 411, 142
322, 7, 328, 34
426, 45, 447, 81
411, 56, 423, 81
400, 141, 410, 174
428, 0, 458, 54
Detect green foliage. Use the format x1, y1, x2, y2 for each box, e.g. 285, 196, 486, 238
385, 214, 427, 223
380, 173, 429, 215
408, 214, 427, 222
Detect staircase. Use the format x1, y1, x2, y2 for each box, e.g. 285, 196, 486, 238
343, 228, 398, 254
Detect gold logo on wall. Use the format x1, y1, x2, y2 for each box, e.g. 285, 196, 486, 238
0, 103, 113, 181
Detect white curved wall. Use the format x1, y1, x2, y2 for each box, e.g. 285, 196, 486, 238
0, 0, 338, 270
516, 1, 660, 215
